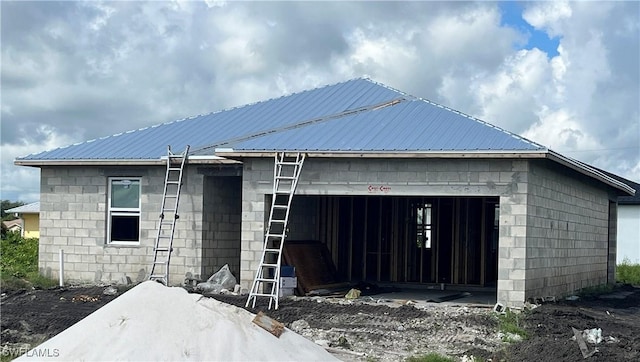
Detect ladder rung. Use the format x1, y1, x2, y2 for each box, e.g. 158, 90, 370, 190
261, 262, 278, 266
270, 219, 286, 223
278, 161, 302, 166
276, 176, 297, 180
272, 205, 288, 209
264, 248, 280, 252
256, 277, 278, 282
154, 247, 171, 251
266, 234, 284, 238
167, 181, 180, 184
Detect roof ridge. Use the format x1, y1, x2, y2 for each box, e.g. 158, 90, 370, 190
192, 96, 407, 153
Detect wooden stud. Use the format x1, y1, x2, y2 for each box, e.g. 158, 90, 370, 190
348, 197, 354, 281
362, 197, 368, 279
377, 197, 383, 281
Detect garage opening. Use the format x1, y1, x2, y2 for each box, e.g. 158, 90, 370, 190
285, 196, 499, 289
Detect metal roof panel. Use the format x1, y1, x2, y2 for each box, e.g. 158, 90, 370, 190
227, 99, 544, 152
17, 78, 544, 161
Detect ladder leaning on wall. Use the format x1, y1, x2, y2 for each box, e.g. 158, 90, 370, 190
149, 145, 190, 285
246, 152, 305, 309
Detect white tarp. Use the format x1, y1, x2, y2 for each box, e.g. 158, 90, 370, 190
17, 281, 337, 361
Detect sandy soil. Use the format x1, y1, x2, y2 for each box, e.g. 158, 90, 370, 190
2, 284, 639, 361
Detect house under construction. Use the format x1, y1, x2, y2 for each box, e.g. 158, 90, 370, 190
14, 78, 634, 307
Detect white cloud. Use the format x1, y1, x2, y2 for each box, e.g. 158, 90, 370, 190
522, 108, 601, 151
1, 1, 638, 203
522, 1, 572, 36
1, 126, 76, 202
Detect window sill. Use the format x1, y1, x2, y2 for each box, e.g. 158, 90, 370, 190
105, 243, 142, 248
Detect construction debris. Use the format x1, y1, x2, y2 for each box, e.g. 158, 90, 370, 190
583, 328, 603, 344
70, 295, 99, 303
195, 264, 237, 294
252, 311, 285, 337
102, 286, 118, 296
344, 288, 361, 299
572, 327, 598, 359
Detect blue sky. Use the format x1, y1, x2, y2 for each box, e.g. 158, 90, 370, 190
1, 1, 638, 202
500, 1, 560, 57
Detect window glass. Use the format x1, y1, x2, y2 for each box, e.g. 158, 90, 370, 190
110, 215, 140, 241
111, 179, 140, 209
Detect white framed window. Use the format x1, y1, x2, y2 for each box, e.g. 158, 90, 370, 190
107, 178, 141, 244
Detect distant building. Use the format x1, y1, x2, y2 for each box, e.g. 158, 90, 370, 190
6, 202, 40, 238
599, 172, 640, 264
2, 218, 23, 234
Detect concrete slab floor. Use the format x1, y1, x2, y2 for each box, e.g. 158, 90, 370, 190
367, 289, 497, 308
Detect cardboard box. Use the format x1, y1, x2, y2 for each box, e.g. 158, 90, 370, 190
279, 287, 295, 297
280, 266, 296, 277
279, 277, 297, 288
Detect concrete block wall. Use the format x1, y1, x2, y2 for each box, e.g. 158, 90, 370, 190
496, 160, 529, 306
202, 176, 242, 279
240, 157, 529, 306
288, 197, 319, 241
525, 160, 611, 300
607, 202, 617, 284
39, 165, 205, 285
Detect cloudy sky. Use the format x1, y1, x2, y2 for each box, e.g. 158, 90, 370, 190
1, 1, 639, 202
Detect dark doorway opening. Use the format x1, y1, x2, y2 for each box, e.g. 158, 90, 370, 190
288, 196, 499, 287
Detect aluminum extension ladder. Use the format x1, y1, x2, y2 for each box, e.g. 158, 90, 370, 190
149, 145, 190, 285
246, 152, 305, 309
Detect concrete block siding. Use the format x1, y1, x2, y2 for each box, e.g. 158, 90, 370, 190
39, 166, 206, 285
38, 156, 616, 308
241, 157, 531, 306
524, 160, 612, 300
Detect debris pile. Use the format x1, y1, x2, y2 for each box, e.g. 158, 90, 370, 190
195, 264, 238, 294
16, 281, 337, 361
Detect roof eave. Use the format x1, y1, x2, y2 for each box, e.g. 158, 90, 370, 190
214, 149, 549, 158
546, 151, 636, 196
14, 155, 240, 167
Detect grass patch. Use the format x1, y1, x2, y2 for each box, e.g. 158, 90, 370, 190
578, 284, 615, 298
496, 309, 529, 341
617, 259, 640, 285
406, 353, 454, 362
1, 232, 57, 291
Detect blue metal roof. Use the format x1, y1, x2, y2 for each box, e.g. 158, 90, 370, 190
227, 98, 543, 152
17, 78, 545, 161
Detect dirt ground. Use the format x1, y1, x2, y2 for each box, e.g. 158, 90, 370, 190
1, 284, 639, 361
